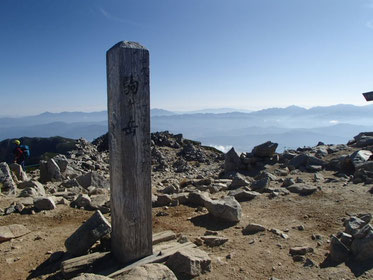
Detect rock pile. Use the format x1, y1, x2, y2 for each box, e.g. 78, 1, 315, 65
2, 130, 373, 279
329, 214, 373, 263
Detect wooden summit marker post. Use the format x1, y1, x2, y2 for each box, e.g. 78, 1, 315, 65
106, 41, 152, 263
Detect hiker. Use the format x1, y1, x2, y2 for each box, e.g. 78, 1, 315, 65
13, 139, 29, 170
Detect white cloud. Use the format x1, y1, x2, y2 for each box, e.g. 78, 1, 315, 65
329, 120, 339, 124
209, 145, 233, 153
98, 7, 141, 27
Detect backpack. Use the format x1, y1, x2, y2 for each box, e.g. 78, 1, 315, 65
20, 145, 30, 158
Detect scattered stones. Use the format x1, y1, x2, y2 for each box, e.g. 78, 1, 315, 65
270, 229, 289, 239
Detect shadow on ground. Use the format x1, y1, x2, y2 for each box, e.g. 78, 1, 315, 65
320, 255, 373, 278
190, 213, 238, 231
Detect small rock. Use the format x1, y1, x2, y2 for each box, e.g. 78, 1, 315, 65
242, 223, 266, 235
289, 246, 313, 256
201, 236, 229, 247
166, 247, 211, 277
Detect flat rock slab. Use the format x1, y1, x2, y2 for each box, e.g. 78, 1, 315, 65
65, 210, 111, 256
286, 184, 317, 195
0, 224, 31, 242
229, 189, 260, 202
289, 246, 314, 256
201, 236, 229, 247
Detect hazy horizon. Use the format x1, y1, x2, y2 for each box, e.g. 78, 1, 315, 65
1, 103, 373, 118
1, 0, 373, 116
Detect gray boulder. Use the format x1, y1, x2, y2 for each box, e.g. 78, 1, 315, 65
252, 141, 278, 157
351, 225, 373, 261
224, 148, 241, 173
341, 150, 372, 174
53, 154, 69, 173
282, 177, 295, 188
204, 196, 242, 223
89, 194, 110, 213
76, 172, 109, 189
71, 194, 91, 209
65, 210, 111, 256
0, 162, 17, 195
34, 197, 56, 211
19, 180, 45, 197
166, 247, 211, 277
40, 159, 63, 183
9, 163, 28, 181
118, 263, 177, 280
228, 173, 250, 190
153, 194, 172, 207
251, 177, 270, 192
288, 154, 326, 169
188, 191, 211, 207
344, 216, 368, 237
353, 136, 373, 148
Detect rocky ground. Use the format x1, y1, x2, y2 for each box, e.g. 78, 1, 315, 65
1, 131, 373, 280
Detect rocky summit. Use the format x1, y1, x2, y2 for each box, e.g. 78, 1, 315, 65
1, 131, 373, 279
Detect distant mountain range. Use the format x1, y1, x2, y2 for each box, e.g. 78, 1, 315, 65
1, 105, 373, 152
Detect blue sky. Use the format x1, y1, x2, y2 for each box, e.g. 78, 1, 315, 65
1, 0, 373, 116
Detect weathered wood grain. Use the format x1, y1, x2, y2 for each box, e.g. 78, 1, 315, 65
61, 231, 177, 277
106, 41, 152, 264
61, 252, 111, 277
152, 230, 177, 245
